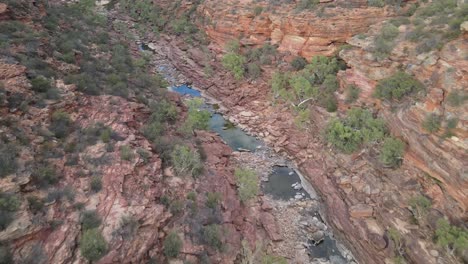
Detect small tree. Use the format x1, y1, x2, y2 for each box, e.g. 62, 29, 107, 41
423, 114, 441, 133
120, 145, 134, 161
379, 137, 405, 168
435, 219, 468, 254
0, 143, 17, 178
205, 192, 221, 209
180, 98, 210, 135
50, 111, 72, 138
81, 210, 101, 230
171, 145, 203, 178
80, 229, 108, 262
31, 76, 52, 93
163, 232, 182, 258
234, 168, 258, 203
374, 71, 424, 101
90, 176, 102, 192
408, 195, 431, 220
202, 224, 222, 250
291, 56, 307, 71
222, 53, 246, 80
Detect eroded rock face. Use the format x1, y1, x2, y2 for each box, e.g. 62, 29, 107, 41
197, 0, 397, 57
338, 28, 468, 215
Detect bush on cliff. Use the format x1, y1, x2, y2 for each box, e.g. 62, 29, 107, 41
179, 98, 210, 135
422, 114, 441, 133
0, 143, 17, 178
81, 210, 102, 230
222, 52, 246, 80
49, 110, 72, 139
234, 167, 258, 203
202, 224, 223, 250
435, 219, 468, 254
374, 71, 424, 101
0, 192, 20, 231
163, 231, 182, 258
291, 56, 308, 71
171, 145, 203, 178
325, 108, 387, 153
80, 229, 108, 262
379, 137, 405, 168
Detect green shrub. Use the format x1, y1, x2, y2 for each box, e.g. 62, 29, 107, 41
171, 145, 203, 177
81, 210, 101, 230
408, 195, 431, 220
289, 75, 318, 103
246, 63, 261, 79
0, 193, 20, 212
0, 143, 17, 178
447, 90, 467, 107
90, 176, 102, 192
326, 108, 387, 153
373, 23, 399, 59
180, 98, 210, 135
253, 6, 263, 16
80, 228, 108, 262
422, 114, 441, 133
435, 218, 468, 253
169, 199, 184, 215
323, 75, 339, 93
297, 0, 319, 10
27, 196, 45, 214
374, 71, 424, 101
368, 0, 385, 7
32, 164, 59, 187
0, 192, 20, 230
120, 145, 134, 161
291, 56, 308, 71
322, 94, 337, 113
305, 56, 341, 84
345, 85, 361, 104
271, 72, 288, 98
202, 224, 223, 250
222, 52, 246, 80
141, 121, 164, 142
206, 192, 221, 209
30, 76, 52, 93
234, 168, 258, 203
187, 191, 197, 201
148, 99, 178, 124
163, 231, 182, 258
50, 111, 72, 138
379, 137, 405, 168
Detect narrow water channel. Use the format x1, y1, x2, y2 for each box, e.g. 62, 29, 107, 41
170, 84, 351, 263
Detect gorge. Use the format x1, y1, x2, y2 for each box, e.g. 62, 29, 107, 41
0, 0, 466, 264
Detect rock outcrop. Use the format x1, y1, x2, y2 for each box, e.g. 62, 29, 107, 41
197, 0, 401, 57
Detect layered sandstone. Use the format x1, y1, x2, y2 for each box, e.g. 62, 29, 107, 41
197, 0, 400, 57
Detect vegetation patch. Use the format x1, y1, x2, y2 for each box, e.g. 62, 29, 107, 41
374, 71, 424, 101
325, 108, 387, 153
234, 168, 259, 203
163, 231, 182, 258
80, 228, 108, 262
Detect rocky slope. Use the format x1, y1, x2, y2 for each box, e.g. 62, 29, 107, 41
0, 2, 280, 263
